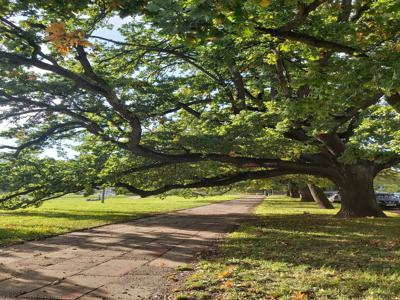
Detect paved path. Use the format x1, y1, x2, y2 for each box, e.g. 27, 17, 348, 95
0, 195, 264, 299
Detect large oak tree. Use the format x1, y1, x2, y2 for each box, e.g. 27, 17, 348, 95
0, 0, 400, 217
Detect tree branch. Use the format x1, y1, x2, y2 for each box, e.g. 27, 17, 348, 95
332, 92, 383, 131
279, 0, 328, 31
255, 26, 366, 57
0, 186, 44, 203
115, 162, 340, 197
0, 121, 83, 156
339, 0, 352, 22
386, 93, 400, 113
176, 101, 202, 118
149, 98, 212, 117
0, 51, 139, 130
115, 170, 289, 197
0, 92, 128, 149
0, 51, 108, 95
375, 156, 400, 174
275, 51, 292, 97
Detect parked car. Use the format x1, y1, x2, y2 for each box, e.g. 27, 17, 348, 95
328, 192, 400, 207
328, 193, 341, 203
324, 191, 338, 198
375, 193, 400, 208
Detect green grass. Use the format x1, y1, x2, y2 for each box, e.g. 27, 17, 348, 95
175, 196, 400, 300
0, 194, 238, 247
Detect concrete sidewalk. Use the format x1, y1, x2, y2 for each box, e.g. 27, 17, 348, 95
0, 195, 264, 299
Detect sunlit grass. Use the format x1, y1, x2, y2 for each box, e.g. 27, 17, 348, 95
175, 196, 400, 300
0, 194, 238, 246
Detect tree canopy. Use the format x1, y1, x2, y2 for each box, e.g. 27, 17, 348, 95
0, 0, 400, 216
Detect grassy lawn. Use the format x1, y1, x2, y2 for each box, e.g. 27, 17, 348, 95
0, 194, 238, 247
175, 196, 400, 300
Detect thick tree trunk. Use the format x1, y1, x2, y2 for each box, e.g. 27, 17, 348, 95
336, 164, 385, 217
300, 185, 314, 202
288, 182, 300, 198
307, 183, 334, 209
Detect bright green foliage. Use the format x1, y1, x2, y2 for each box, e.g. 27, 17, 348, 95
375, 168, 400, 192
174, 196, 400, 299
0, 1, 400, 210
0, 193, 237, 246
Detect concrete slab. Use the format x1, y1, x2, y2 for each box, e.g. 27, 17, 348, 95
80, 259, 148, 276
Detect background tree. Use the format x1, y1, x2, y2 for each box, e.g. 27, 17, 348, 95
287, 181, 300, 198
0, 0, 400, 217
292, 176, 335, 207
307, 183, 334, 209
299, 184, 314, 202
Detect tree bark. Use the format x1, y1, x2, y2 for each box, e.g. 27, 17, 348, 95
336, 164, 385, 217
300, 185, 314, 202
100, 188, 106, 203
288, 182, 300, 198
307, 183, 334, 209
386, 93, 400, 114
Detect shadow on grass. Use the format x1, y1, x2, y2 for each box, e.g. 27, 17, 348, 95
0, 210, 141, 221
0, 197, 234, 222
227, 213, 400, 273
184, 199, 400, 299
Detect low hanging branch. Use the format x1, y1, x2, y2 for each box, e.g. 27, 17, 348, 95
115, 169, 292, 197
1, 122, 84, 156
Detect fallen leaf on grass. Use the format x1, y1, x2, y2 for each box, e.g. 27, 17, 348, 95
292, 291, 307, 300
218, 266, 235, 279
218, 270, 231, 278
219, 280, 233, 289
225, 280, 233, 288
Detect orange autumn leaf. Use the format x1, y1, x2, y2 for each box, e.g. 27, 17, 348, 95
45, 22, 92, 55
218, 266, 236, 279
219, 280, 233, 290
218, 270, 231, 279
224, 280, 233, 288
292, 291, 307, 300
45, 22, 66, 41
77, 40, 93, 47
